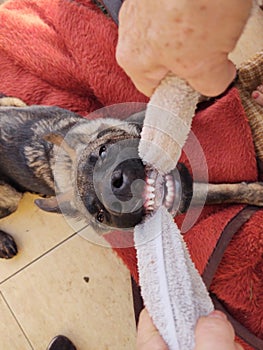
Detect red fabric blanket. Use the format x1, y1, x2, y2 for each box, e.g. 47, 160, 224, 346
0, 1, 262, 348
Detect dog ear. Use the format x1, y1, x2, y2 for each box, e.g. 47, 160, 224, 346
126, 110, 145, 124
43, 132, 76, 162
34, 191, 73, 213
34, 196, 61, 213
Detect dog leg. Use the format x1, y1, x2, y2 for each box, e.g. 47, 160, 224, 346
192, 182, 263, 207
0, 182, 22, 218
0, 182, 22, 259
0, 94, 26, 258
0, 231, 17, 259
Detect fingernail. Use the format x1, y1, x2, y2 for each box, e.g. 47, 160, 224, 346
207, 310, 228, 321
252, 91, 260, 99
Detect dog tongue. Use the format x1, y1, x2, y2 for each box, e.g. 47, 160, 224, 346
138, 74, 200, 174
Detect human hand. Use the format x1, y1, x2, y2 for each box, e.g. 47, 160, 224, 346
116, 0, 253, 97
136, 308, 244, 350
194, 311, 244, 350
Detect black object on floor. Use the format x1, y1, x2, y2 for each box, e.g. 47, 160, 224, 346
47, 335, 77, 350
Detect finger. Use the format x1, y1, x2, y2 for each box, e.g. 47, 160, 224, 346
256, 84, 263, 93
187, 58, 237, 97
136, 308, 168, 350
252, 89, 263, 107
116, 45, 168, 96
129, 67, 169, 97
194, 311, 244, 350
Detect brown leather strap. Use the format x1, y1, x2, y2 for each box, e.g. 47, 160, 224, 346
202, 205, 263, 349
131, 276, 144, 326
202, 205, 259, 289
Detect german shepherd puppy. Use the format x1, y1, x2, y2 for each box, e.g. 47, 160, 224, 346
0, 96, 263, 259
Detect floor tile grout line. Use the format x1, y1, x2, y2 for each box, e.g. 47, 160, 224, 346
0, 290, 35, 350
0, 231, 78, 285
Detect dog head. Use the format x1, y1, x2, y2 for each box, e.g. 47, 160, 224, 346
36, 111, 192, 233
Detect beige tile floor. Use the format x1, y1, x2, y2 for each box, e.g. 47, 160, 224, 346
0, 194, 136, 350
0, 3, 263, 350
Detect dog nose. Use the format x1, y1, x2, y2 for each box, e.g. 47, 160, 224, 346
111, 169, 125, 191
111, 159, 145, 201
111, 167, 134, 200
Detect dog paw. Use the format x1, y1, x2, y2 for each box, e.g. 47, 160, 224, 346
0, 230, 18, 259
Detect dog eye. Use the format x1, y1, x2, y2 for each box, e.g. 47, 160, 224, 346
88, 152, 98, 165
99, 145, 107, 159
96, 209, 105, 223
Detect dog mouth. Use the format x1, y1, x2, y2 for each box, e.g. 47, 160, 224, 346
143, 166, 182, 216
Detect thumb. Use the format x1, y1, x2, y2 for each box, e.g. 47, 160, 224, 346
187, 58, 236, 97
136, 308, 168, 350
194, 311, 244, 350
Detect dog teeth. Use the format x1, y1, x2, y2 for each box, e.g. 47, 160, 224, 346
166, 192, 174, 203
165, 192, 174, 205
147, 178, 155, 185
144, 199, 155, 209
165, 175, 175, 193
147, 206, 154, 211
147, 192, 155, 200
144, 176, 157, 212
144, 197, 155, 212
147, 185, 155, 193
164, 174, 175, 209
165, 200, 173, 209
166, 185, 173, 195
165, 176, 174, 189
165, 194, 174, 205
147, 199, 154, 206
